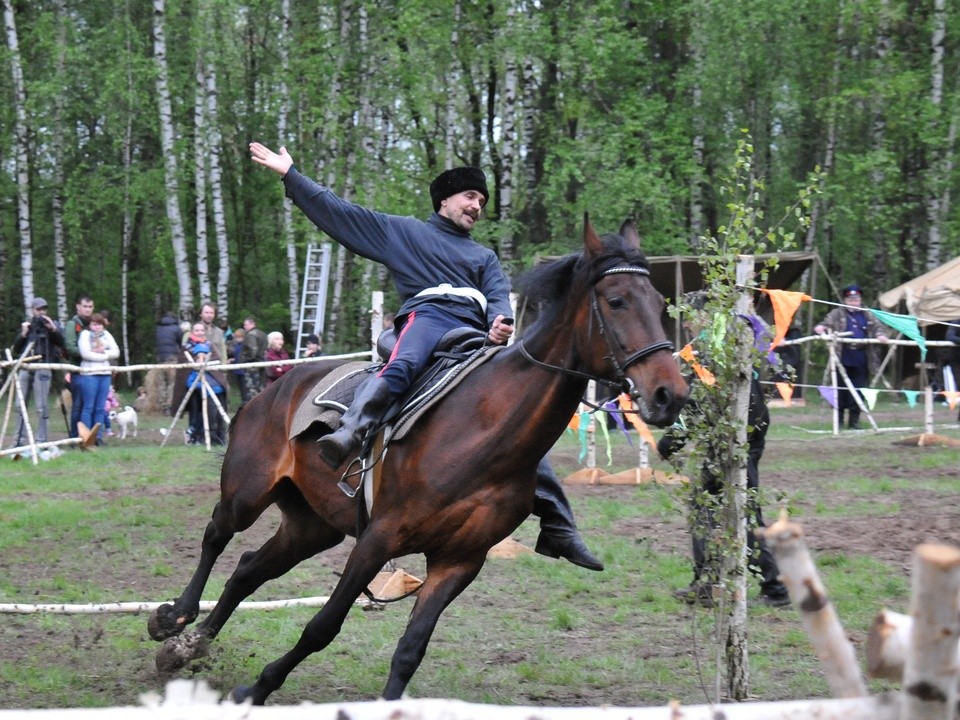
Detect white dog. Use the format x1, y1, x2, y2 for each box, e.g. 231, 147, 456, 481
108, 405, 139, 439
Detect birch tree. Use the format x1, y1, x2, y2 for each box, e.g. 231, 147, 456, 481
277, 0, 299, 334
52, 0, 68, 323
924, 0, 947, 269
153, 0, 193, 318
4, 0, 32, 312
204, 19, 230, 323
194, 50, 211, 304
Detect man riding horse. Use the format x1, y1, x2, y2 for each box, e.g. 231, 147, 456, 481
250, 142, 603, 571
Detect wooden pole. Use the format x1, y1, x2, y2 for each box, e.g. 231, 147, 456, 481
898, 543, 960, 720
759, 512, 868, 698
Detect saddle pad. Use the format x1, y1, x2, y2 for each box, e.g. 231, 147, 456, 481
390, 344, 505, 442
288, 362, 373, 441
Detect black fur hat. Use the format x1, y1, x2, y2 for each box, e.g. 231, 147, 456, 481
429, 167, 489, 212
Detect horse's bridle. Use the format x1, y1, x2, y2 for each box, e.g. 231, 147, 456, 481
517, 264, 674, 391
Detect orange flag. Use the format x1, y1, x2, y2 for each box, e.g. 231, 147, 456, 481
943, 390, 960, 411
775, 382, 794, 406
678, 343, 716, 386
618, 393, 657, 449
761, 289, 811, 348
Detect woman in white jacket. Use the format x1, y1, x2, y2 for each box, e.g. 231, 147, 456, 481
78, 312, 120, 443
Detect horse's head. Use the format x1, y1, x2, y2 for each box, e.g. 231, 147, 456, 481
576, 217, 688, 426
516, 216, 688, 426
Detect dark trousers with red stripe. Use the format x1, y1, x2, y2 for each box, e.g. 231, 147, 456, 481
378, 305, 473, 396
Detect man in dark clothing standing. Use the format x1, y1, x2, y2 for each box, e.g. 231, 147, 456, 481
658, 293, 790, 608
11, 298, 66, 449
249, 141, 602, 572
63, 294, 94, 438
239, 316, 268, 407
155, 311, 184, 415
814, 284, 888, 429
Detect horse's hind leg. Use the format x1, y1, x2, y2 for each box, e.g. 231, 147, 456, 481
230, 532, 391, 705
381, 554, 485, 700
155, 493, 344, 671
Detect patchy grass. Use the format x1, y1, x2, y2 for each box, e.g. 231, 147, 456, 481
0, 400, 956, 708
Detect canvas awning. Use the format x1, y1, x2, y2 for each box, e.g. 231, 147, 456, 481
878, 256, 960, 325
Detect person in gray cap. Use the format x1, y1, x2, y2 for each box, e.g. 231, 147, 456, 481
11, 298, 65, 450
249, 141, 604, 571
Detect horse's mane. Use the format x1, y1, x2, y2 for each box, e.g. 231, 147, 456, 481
516, 233, 650, 332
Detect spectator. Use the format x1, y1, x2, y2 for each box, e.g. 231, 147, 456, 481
182, 322, 228, 445
659, 293, 790, 608
264, 332, 292, 385
155, 311, 182, 415
103, 385, 121, 436
946, 318, 960, 420
239, 316, 268, 407
64, 294, 95, 438
10, 297, 66, 451
228, 328, 246, 397
302, 333, 323, 359
183, 301, 228, 364
77, 312, 120, 444
814, 284, 888, 429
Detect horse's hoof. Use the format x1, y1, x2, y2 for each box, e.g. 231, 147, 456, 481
229, 685, 260, 705
155, 633, 209, 673
147, 603, 193, 641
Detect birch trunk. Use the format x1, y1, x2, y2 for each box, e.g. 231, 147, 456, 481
4, 0, 32, 311
120, 10, 135, 376
354, 4, 378, 345
869, 0, 891, 283
445, 1, 462, 168
278, 0, 299, 333
52, 0, 68, 323
923, 0, 946, 270
194, 50, 211, 304
202, 6, 229, 322
153, 0, 193, 318
722, 258, 754, 700
323, 0, 352, 347
498, 5, 519, 265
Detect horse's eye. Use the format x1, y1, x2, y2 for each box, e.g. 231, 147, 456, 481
607, 296, 626, 310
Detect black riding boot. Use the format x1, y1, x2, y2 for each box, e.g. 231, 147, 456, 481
317, 376, 393, 470
847, 408, 861, 429
532, 458, 604, 571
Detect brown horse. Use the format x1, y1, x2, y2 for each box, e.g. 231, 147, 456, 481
147, 218, 688, 704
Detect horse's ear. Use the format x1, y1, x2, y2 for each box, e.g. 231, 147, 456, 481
583, 212, 603, 258
619, 219, 641, 250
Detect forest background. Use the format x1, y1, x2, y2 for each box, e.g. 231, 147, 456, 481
1, 0, 958, 362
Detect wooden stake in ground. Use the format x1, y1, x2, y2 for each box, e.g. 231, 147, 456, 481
898, 543, 960, 720
759, 511, 868, 698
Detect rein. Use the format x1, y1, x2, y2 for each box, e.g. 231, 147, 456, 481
517, 265, 673, 388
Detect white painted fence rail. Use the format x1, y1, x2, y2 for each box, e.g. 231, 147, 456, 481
0, 680, 903, 720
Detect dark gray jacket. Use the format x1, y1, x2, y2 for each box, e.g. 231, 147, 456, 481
283, 167, 512, 331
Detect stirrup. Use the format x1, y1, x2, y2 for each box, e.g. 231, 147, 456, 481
337, 457, 365, 498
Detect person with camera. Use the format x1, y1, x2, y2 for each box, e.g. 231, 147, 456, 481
10, 298, 65, 451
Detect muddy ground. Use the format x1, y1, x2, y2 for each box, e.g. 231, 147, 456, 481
1, 403, 958, 708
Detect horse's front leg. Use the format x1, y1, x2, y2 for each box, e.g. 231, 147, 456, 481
382, 552, 486, 700
148, 500, 236, 641
229, 532, 391, 705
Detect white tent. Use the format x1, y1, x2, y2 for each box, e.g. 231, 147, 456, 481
879, 256, 960, 325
